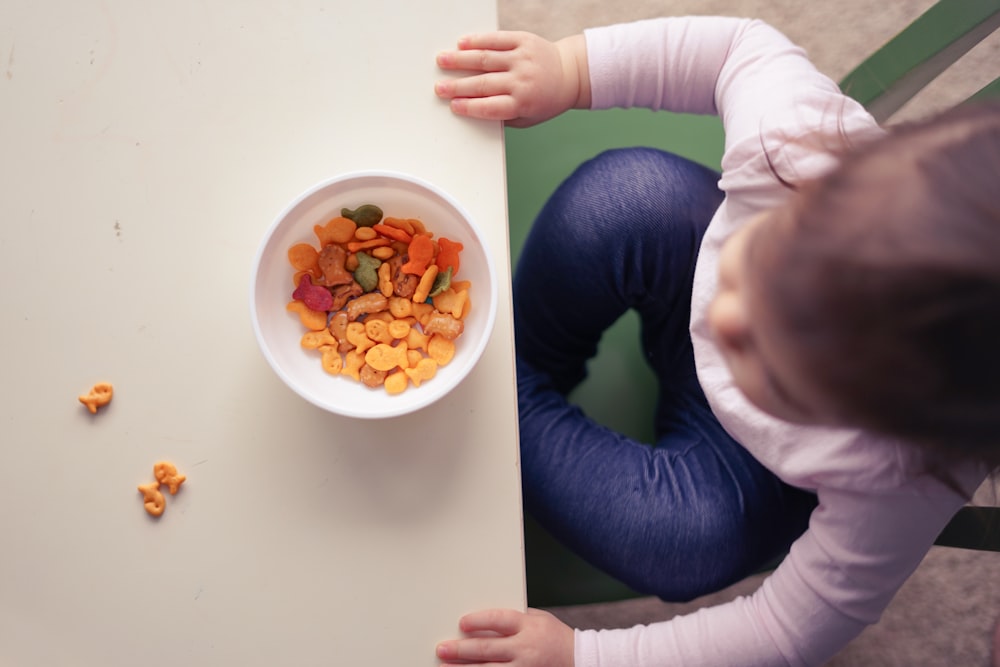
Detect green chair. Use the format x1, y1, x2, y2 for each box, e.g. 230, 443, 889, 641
506, 0, 1000, 608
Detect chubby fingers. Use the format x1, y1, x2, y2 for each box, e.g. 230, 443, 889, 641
436, 609, 524, 663
436, 30, 533, 72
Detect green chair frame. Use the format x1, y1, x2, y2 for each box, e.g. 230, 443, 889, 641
505, 0, 1000, 607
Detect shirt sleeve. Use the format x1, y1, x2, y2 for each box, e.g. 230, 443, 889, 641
574, 476, 972, 667
584, 16, 859, 155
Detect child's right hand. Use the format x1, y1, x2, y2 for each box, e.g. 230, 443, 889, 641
435, 31, 590, 128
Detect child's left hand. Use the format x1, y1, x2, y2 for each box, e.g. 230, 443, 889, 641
436, 608, 574, 667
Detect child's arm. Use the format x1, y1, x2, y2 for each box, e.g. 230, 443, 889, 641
435, 608, 574, 667
435, 31, 591, 128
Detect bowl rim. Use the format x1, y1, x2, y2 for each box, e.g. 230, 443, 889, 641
249, 169, 499, 419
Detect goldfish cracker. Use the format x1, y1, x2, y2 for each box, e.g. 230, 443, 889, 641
341, 349, 366, 381
365, 342, 409, 373
320, 346, 343, 375
405, 349, 423, 368
411, 301, 435, 326
428, 335, 456, 366
388, 318, 411, 340
401, 234, 435, 275
405, 326, 430, 353
153, 461, 187, 495
405, 358, 438, 387
301, 329, 338, 350
288, 243, 320, 272
432, 288, 469, 320
287, 300, 329, 331
412, 264, 439, 304
435, 237, 463, 276
364, 319, 394, 345
345, 322, 375, 355
384, 370, 408, 395
137, 482, 166, 518
314, 216, 357, 246
293, 274, 334, 312
388, 296, 413, 319
78, 382, 113, 414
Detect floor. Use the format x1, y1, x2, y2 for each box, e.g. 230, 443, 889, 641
495, 1, 1000, 665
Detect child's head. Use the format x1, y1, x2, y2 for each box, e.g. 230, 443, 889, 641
713, 101, 1000, 471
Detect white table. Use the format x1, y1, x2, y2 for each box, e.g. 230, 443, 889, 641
0, 1, 525, 664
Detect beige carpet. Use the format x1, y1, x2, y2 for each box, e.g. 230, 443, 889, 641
497, 1, 1000, 665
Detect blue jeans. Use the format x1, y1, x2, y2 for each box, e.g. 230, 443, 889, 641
513, 148, 817, 601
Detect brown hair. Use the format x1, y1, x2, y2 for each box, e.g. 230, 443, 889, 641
762, 100, 1000, 473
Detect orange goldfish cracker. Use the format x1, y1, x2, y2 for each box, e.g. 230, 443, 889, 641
153, 461, 187, 495
287, 300, 328, 330
288, 243, 320, 272
384, 370, 409, 395
432, 288, 469, 320
412, 264, 440, 304
345, 253, 360, 272
301, 329, 338, 350
320, 345, 343, 375
377, 262, 394, 298
405, 327, 430, 353
364, 319, 394, 345
402, 234, 436, 275
406, 349, 424, 368
388, 319, 411, 340
388, 296, 413, 319
365, 342, 409, 372
405, 358, 438, 387
137, 482, 166, 518
315, 216, 357, 246
372, 246, 395, 260
428, 335, 456, 366
346, 322, 376, 355
341, 349, 366, 381
411, 301, 435, 326
79, 382, 114, 414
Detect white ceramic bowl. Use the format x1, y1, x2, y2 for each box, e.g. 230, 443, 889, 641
250, 170, 498, 419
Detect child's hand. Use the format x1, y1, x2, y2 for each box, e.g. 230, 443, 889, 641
435, 32, 590, 128
436, 608, 574, 667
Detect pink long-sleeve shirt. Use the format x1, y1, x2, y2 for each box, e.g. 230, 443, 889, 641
577, 16, 988, 666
